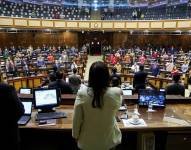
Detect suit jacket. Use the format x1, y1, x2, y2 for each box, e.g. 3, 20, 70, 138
68, 74, 81, 94
166, 83, 185, 96
133, 71, 148, 92
48, 79, 73, 94
110, 73, 121, 86
0, 83, 24, 149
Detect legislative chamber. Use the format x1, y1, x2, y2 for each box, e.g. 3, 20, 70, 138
1, 0, 191, 150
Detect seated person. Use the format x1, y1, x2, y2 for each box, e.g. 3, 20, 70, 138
47, 53, 55, 62
111, 76, 120, 87
166, 61, 174, 72
68, 68, 81, 94
37, 55, 45, 67
166, 74, 185, 96
181, 60, 189, 73
150, 61, 160, 77
110, 53, 117, 65
48, 71, 73, 94
133, 65, 148, 93
114, 62, 122, 73
171, 66, 179, 76
41, 72, 57, 88
131, 62, 139, 73
110, 67, 121, 86
139, 53, 146, 65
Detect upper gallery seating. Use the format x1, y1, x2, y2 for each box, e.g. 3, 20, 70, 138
0, 0, 91, 20
0, 0, 190, 20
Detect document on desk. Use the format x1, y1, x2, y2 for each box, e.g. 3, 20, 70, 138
38, 119, 56, 127
163, 117, 190, 126
122, 119, 147, 127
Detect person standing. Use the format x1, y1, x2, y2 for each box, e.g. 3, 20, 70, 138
133, 65, 148, 93
166, 74, 185, 96
72, 61, 122, 150
68, 68, 81, 94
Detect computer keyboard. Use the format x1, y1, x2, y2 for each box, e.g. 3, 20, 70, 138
36, 112, 67, 120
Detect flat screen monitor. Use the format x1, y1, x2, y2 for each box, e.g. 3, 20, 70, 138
122, 89, 133, 96
138, 89, 165, 108
34, 89, 60, 111
19, 88, 32, 94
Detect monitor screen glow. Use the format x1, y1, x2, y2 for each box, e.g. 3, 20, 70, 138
122, 89, 132, 96
20, 88, 31, 94
138, 90, 165, 107
34, 89, 58, 107
22, 102, 32, 115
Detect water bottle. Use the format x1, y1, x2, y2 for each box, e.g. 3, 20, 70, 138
148, 101, 153, 112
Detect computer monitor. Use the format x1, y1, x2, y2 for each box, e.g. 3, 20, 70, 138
34, 88, 60, 112
19, 88, 32, 94
138, 89, 165, 108
122, 89, 133, 96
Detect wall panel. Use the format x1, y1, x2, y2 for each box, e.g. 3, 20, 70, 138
0, 32, 78, 48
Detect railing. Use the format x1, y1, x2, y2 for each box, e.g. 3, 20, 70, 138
0, 17, 191, 31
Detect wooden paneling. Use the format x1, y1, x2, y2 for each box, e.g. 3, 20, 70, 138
1, 31, 191, 51
0, 32, 79, 48
112, 33, 191, 50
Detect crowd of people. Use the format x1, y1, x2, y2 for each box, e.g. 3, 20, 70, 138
0, 44, 87, 78
104, 45, 191, 78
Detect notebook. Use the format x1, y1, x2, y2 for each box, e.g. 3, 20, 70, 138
18, 102, 32, 125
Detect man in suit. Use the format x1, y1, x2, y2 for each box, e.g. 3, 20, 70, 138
150, 60, 160, 77
133, 65, 148, 93
48, 71, 73, 94
110, 67, 121, 86
68, 68, 81, 94
166, 74, 185, 96
0, 83, 24, 150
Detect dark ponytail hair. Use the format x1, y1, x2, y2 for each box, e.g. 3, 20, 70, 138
88, 61, 110, 108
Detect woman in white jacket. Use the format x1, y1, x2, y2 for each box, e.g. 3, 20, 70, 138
72, 61, 122, 150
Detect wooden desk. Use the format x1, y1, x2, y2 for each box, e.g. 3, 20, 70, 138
8, 75, 45, 91
20, 104, 191, 131
19, 104, 191, 150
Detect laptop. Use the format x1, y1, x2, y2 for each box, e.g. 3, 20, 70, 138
138, 89, 166, 108
122, 89, 133, 96
19, 88, 32, 94
18, 102, 32, 125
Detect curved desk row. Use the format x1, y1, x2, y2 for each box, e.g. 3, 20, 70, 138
120, 74, 172, 89
18, 93, 191, 105
19, 104, 191, 150
8, 75, 45, 91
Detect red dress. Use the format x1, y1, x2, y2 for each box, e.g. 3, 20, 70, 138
110, 55, 117, 65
